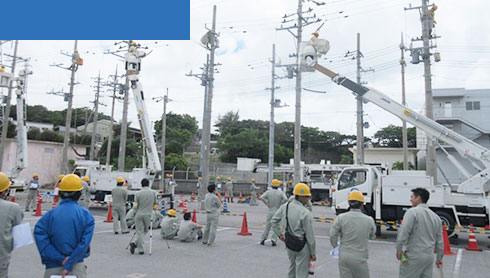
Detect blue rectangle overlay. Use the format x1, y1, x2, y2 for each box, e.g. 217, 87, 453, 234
1, 0, 190, 40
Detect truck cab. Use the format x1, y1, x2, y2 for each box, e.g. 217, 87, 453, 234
332, 166, 379, 213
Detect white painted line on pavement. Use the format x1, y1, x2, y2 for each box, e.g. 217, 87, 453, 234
95, 229, 115, 234
452, 248, 463, 278
217, 227, 233, 232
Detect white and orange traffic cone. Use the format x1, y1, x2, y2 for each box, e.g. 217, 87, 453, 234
104, 202, 114, 223
33, 192, 43, 216
9, 189, 16, 203
178, 194, 184, 208
183, 199, 189, 213
191, 191, 196, 201
465, 224, 482, 251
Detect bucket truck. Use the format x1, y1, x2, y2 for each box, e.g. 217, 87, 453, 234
300, 38, 490, 235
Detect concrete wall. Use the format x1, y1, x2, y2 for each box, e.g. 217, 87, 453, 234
1, 139, 88, 185
350, 147, 418, 169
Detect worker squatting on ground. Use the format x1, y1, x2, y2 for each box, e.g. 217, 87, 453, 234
78, 176, 95, 210
226, 177, 234, 203
112, 177, 129, 235
34, 174, 95, 278
395, 187, 443, 278
160, 209, 179, 239
129, 178, 158, 255
249, 178, 259, 206
151, 210, 163, 229
126, 205, 136, 229
202, 184, 221, 246
330, 190, 376, 278
260, 179, 287, 246
272, 183, 316, 278
25, 173, 39, 211
178, 212, 203, 242
0, 172, 24, 278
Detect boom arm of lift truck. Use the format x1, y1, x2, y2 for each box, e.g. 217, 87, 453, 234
125, 45, 162, 173
301, 40, 490, 195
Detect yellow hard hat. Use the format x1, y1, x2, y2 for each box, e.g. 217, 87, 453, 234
293, 183, 311, 196
58, 174, 65, 180
117, 177, 124, 183
227, 177, 231, 181
82, 176, 90, 182
168, 209, 176, 217
59, 174, 83, 192
348, 190, 365, 203
271, 179, 282, 187
198, 177, 202, 181
33, 173, 38, 178
165, 174, 169, 178
169, 174, 173, 178
251, 178, 255, 182
432, 4, 438, 10
0, 172, 11, 192
217, 176, 221, 180
289, 180, 293, 184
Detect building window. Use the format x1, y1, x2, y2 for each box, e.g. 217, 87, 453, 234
44, 147, 54, 153
466, 101, 480, 111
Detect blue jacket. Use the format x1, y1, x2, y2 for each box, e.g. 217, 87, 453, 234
34, 198, 95, 272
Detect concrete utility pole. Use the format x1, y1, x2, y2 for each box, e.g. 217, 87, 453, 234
405, 0, 439, 181
153, 89, 171, 190
89, 74, 103, 160
59, 40, 79, 174
0, 40, 18, 171
267, 44, 279, 189
105, 68, 122, 167
355, 33, 364, 165
400, 34, 409, 170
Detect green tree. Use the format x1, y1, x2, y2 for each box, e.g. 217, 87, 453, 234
374, 125, 416, 148
27, 127, 41, 140
392, 161, 415, 170
165, 153, 189, 170
339, 154, 354, 164
39, 130, 63, 142
154, 113, 198, 155
7, 121, 16, 138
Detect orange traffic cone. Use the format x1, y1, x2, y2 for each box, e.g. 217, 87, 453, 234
10, 195, 15, 203
465, 224, 482, 251
191, 191, 196, 201
442, 226, 455, 255
178, 194, 184, 208
9, 189, 16, 203
192, 209, 197, 223
104, 202, 113, 223
33, 193, 43, 216
183, 200, 189, 213
237, 212, 252, 236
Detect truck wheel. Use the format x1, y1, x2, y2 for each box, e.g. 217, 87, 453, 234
95, 191, 105, 202
435, 210, 456, 236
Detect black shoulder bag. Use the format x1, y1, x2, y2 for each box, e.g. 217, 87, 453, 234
285, 202, 306, 252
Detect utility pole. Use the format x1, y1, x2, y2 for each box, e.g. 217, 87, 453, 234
89, 73, 103, 160
0, 40, 18, 171
105, 68, 122, 167
400, 34, 409, 170
405, 1, 440, 181
277, 0, 322, 184
53, 40, 80, 174
153, 89, 171, 190
266, 44, 279, 189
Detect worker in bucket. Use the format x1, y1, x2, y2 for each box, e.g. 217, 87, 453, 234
112, 177, 129, 235
271, 183, 316, 278
329, 190, 376, 278
178, 212, 203, 242
160, 209, 179, 240
129, 178, 157, 255
0, 172, 24, 278
34, 174, 95, 278
260, 179, 287, 246
78, 176, 95, 210
396, 188, 443, 278
25, 173, 40, 211
249, 178, 259, 206
226, 177, 234, 203
202, 184, 221, 246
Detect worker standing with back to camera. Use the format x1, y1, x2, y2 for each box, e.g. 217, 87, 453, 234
112, 177, 129, 235
260, 179, 287, 246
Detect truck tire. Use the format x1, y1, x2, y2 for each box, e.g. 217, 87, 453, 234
435, 210, 456, 236
311, 191, 320, 202
95, 191, 105, 202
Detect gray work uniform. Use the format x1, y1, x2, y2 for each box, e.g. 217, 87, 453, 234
272, 199, 316, 278
261, 188, 287, 242
160, 216, 179, 239
0, 199, 24, 278
396, 203, 443, 278
250, 182, 259, 206
151, 210, 163, 229
111, 186, 128, 233
78, 181, 94, 209
288, 195, 312, 212
178, 220, 202, 242
25, 180, 39, 211
126, 208, 136, 228
330, 209, 376, 278
202, 192, 221, 245
226, 181, 234, 198
132, 187, 157, 253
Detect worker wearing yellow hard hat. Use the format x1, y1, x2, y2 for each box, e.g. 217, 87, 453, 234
215, 176, 223, 194
225, 177, 234, 203
178, 211, 203, 242
25, 173, 40, 211
196, 177, 203, 200
271, 183, 316, 277
34, 174, 95, 277
160, 209, 179, 240
330, 190, 375, 278
0, 172, 23, 278
112, 177, 129, 235
260, 179, 287, 246
202, 183, 221, 246
78, 176, 95, 210
250, 178, 259, 206
129, 178, 157, 255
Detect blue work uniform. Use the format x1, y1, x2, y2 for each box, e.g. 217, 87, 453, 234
34, 198, 95, 277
